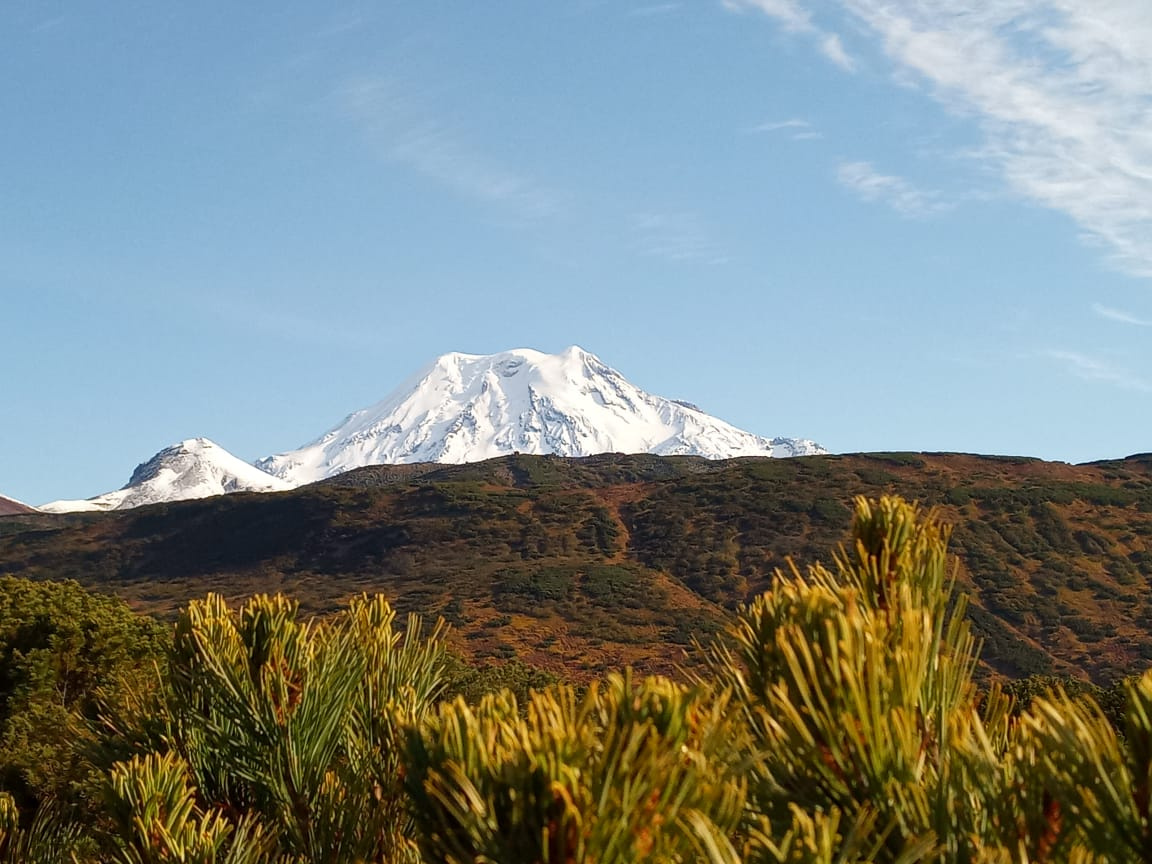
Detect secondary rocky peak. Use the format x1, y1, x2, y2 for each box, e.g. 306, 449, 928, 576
42, 438, 291, 513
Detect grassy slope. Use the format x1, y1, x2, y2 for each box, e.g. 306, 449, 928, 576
4, 452, 1152, 682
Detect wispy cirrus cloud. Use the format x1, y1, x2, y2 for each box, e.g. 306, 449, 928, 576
819, 33, 855, 72
724, 0, 810, 31
754, 118, 809, 132
1043, 349, 1152, 392
628, 3, 682, 16
332, 76, 560, 217
723, 0, 856, 71
730, 1, 1152, 278
753, 117, 824, 140
629, 212, 730, 264
833, 0, 1152, 278
837, 161, 950, 218
1092, 303, 1152, 327
200, 293, 394, 354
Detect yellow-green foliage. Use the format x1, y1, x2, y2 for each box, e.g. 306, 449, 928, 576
128, 592, 450, 863
0, 789, 79, 864
1003, 668, 1152, 862
103, 752, 271, 864
402, 671, 745, 863
707, 496, 1152, 863
709, 497, 1003, 862
14, 494, 1152, 862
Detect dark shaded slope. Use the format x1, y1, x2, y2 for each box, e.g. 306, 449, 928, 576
0, 495, 36, 516
4, 452, 1152, 681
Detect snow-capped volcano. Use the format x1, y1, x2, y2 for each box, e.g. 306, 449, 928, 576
41, 438, 291, 513
257, 346, 825, 485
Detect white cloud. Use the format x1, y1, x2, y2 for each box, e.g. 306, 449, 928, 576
754, 118, 811, 132
205, 294, 392, 354
753, 117, 825, 140
628, 3, 682, 16
724, 0, 857, 71
729, 1, 1152, 277
332, 77, 559, 217
722, 0, 811, 32
819, 33, 856, 71
837, 161, 950, 218
1092, 303, 1152, 327
629, 212, 730, 264
833, 0, 1152, 278
1044, 349, 1152, 392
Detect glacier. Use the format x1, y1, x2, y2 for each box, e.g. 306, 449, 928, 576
256, 346, 825, 486
38, 347, 825, 512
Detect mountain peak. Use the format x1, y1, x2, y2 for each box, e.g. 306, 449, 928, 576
125, 438, 228, 486
427, 346, 598, 375
257, 347, 825, 485
42, 438, 291, 513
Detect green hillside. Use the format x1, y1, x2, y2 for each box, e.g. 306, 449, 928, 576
4, 451, 1152, 682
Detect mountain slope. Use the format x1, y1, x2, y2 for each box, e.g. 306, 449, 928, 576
257, 346, 824, 485
41, 438, 292, 513
8, 451, 1152, 683
0, 495, 37, 516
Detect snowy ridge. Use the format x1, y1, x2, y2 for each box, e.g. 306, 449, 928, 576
41, 438, 291, 513
35, 347, 825, 511
257, 346, 825, 485
0, 494, 38, 516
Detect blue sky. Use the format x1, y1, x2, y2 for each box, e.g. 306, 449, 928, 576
5, 0, 1152, 505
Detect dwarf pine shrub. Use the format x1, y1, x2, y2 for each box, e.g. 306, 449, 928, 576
99, 592, 450, 863
401, 670, 746, 863
13, 495, 1152, 862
